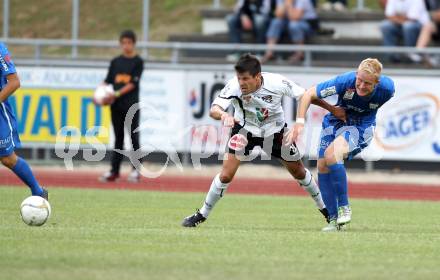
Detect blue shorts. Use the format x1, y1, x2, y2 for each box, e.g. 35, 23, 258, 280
0, 102, 21, 157
318, 115, 375, 160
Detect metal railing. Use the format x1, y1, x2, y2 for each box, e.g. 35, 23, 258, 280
212, 0, 221, 9
1, 0, 371, 45
3, 37, 440, 70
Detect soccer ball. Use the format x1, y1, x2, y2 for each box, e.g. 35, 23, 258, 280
20, 196, 51, 226
93, 84, 114, 105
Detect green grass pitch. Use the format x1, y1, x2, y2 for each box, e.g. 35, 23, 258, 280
1, 186, 439, 280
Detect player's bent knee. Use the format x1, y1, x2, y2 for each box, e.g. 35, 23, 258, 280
219, 173, 234, 184
292, 168, 306, 180
323, 150, 338, 166
317, 159, 329, 173
0, 155, 16, 169
288, 162, 305, 179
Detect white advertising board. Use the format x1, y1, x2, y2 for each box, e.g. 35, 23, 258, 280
139, 70, 187, 152
16, 67, 188, 152
370, 76, 440, 161
15, 66, 440, 162
183, 70, 440, 162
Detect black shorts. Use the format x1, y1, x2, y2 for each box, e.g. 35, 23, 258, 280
227, 124, 301, 162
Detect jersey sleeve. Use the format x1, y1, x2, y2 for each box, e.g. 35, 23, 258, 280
381, 83, 395, 106
377, 76, 395, 108
0, 44, 16, 76
131, 58, 144, 85
408, 1, 430, 24
384, 89, 395, 104
316, 74, 348, 99
212, 79, 236, 110
280, 77, 305, 99
384, 0, 396, 17
212, 96, 232, 110
104, 59, 115, 84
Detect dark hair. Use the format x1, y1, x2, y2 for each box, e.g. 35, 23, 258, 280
119, 30, 136, 43
234, 53, 261, 76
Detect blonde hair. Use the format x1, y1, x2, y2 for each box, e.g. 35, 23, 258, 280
358, 58, 382, 80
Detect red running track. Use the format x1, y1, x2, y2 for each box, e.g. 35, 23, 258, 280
1, 169, 440, 201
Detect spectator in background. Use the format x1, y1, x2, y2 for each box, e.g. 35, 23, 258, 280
380, 0, 430, 63
321, 0, 347, 11
413, 0, 440, 66
226, 0, 275, 61
262, 0, 318, 63
99, 30, 144, 183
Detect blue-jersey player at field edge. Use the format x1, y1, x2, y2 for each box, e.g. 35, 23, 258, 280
0, 43, 48, 200
286, 58, 394, 231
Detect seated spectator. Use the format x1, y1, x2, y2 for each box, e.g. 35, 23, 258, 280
226, 0, 275, 61
321, 0, 347, 11
413, 0, 440, 66
262, 0, 318, 63
380, 0, 430, 63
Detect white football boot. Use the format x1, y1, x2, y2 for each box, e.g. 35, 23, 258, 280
321, 219, 340, 232
337, 205, 352, 225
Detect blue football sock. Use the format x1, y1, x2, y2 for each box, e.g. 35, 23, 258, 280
318, 172, 338, 220
12, 157, 43, 196
328, 163, 349, 207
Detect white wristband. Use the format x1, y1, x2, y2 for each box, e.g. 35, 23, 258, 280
296, 118, 305, 124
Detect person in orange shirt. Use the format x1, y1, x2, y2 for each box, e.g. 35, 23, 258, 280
99, 30, 144, 183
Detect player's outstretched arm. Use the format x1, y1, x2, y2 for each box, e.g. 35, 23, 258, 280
285, 86, 316, 145
311, 97, 346, 122
0, 73, 20, 102
209, 105, 236, 127
297, 86, 316, 120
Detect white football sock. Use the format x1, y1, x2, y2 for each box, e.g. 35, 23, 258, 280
297, 168, 325, 209
200, 174, 230, 218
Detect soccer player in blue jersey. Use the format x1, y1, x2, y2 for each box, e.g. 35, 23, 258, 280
0, 42, 48, 200
286, 58, 395, 231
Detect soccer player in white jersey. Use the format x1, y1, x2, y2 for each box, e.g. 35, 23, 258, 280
182, 53, 346, 227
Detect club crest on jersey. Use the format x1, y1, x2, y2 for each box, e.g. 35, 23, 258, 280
320, 86, 336, 98
228, 134, 248, 151
261, 95, 273, 103
369, 103, 379, 109
343, 89, 355, 100
256, 108, 269, 122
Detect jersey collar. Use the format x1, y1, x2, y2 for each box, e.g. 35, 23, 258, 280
358, 84, 378, 101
